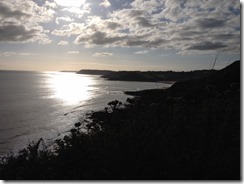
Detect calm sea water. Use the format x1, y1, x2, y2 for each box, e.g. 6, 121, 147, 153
0, 71, 172, 156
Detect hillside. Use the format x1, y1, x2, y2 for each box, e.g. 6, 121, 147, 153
102, 70, 216, 82
126, 60, 240, 98
76, 69, 216, 82
76, 69, 113, 75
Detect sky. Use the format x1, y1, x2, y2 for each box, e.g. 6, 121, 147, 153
0, 0, 241, 71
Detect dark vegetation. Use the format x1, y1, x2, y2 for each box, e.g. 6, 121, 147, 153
102, 70, 216, 82
0, 61, 240, 180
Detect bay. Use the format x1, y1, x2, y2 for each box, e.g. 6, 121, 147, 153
0, 71, 172, 156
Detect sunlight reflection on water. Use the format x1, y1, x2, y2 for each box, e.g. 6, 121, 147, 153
47, 72, 95, 105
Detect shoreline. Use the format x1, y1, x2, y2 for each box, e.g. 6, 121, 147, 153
0, 61, 240, 179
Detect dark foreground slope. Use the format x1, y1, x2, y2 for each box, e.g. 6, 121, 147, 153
0, 61, 240, 180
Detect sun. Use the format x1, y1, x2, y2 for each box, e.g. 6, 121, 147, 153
54, 0, 86, 7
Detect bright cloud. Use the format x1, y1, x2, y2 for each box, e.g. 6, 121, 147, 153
56, 17, 73, 24
134, 50, 149, 55
54, 0, 86, 7
57, 41, 68, 45
100, 0, 111, 8
44, 1, 57, 9
61, 5, 90, 17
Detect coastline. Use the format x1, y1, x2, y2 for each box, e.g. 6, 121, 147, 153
77, 69, 216, 83
0, 61, 240, 180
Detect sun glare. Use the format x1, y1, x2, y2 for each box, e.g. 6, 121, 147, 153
47, 72, 94, 105
54, 0, 86, 7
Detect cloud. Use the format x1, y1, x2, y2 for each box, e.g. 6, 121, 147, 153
0, 0, 54, 44
0, 52, 17, 57
135, 17, 154, 27
106, 21, 121, 30
0, 1, 30, 20
100, 0, 111, 8
0, 52, 32, 57
19, 52, 31, 56
93, 52, 113, 57
52, 23, 85, 36
44, 1, 57, 9
73, 8, 166, 47
0, 0, 240, 55
134, 50, 149, 54
56, 17, 73, 25
197, 18, 226, 29
131, 0, 162, 13
0, 23, 51, 44
68, 51, 80, 54
54, 0, 86, 7
2, 0, 56, 24
58, 41, 68, 45
75, 30, 125, 46
186, 42, 227, 51
71, 0, 240, 55
60, 3, 91, 17
0, 24, 37, 42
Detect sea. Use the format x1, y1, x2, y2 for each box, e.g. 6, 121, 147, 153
0, 71, 172, 156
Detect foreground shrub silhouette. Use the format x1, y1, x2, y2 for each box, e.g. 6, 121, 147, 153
0, 61, 240, 180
